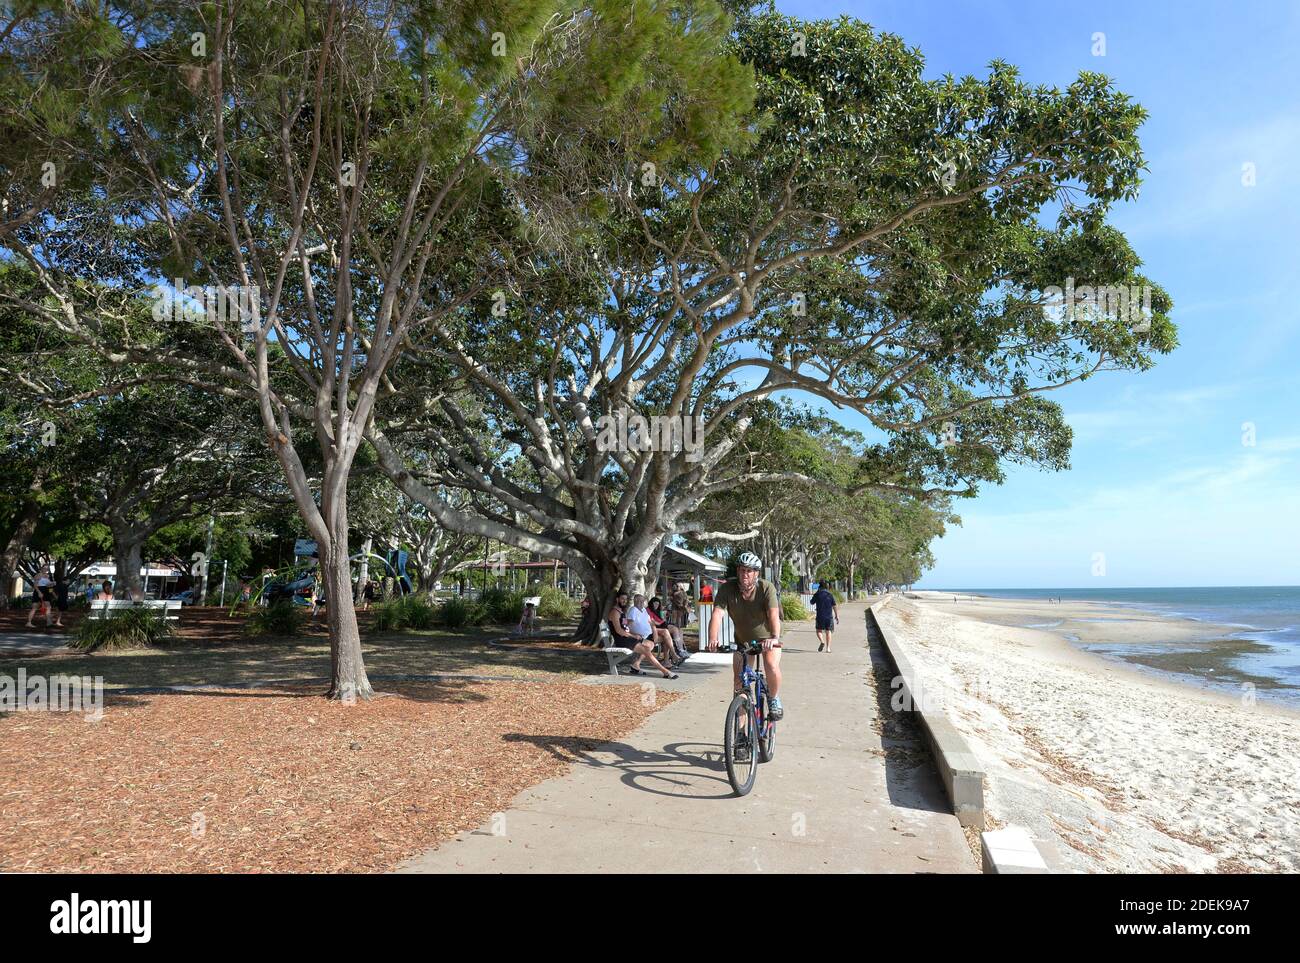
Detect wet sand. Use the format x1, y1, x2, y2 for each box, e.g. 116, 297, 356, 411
877, 594, 1300, 873
908, 591, 1299, 700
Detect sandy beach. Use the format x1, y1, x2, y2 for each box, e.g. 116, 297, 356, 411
876, 593, 1300, 873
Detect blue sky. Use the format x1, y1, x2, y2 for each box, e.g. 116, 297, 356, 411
776, 0, 1300, 588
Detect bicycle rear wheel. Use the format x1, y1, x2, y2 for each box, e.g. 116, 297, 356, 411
724, 693, 758, 796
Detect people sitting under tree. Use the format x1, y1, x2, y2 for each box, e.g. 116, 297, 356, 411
629, 594, 683, 669
605, 592, 677, 679
649, 596, 688, 662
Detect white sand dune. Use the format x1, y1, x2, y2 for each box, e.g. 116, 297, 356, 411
876, 595, 1300, 873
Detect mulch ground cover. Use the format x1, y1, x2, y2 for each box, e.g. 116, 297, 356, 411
0, 679, 680, 873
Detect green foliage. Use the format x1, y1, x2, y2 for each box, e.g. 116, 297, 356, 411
477, 588, 527, 625
243, 602, 305, 638
780, 594, 810, 621
72, 607, 174, 652
536, 587, 579, 621
780, 561, 798, 590
435, 595, 475, 629
370, 593, 438, 633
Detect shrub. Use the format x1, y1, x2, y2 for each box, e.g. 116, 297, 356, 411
370, 597, 403, 633
780, 594, 810, 621
536, 587, 579, 621
436, 595, 474, 629
477, 588, 526, 624
73, 607, 174, 652
402, 594, 437, 629
369, 593, 438, 633
243, 601, 305, 637
831, 589, 846, 603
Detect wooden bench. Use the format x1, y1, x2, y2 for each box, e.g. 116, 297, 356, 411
598, 620, 635, 676
85, 599, 182, 622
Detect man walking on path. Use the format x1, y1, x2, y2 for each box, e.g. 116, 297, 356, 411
811, 582, 838, 652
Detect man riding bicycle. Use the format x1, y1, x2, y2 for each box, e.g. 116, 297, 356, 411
706, 552, 785, 720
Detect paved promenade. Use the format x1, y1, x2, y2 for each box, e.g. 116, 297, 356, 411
397, 601, 976, 873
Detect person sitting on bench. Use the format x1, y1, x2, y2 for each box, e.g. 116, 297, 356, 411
649, 596, 688, 662
606, 592, 677, 679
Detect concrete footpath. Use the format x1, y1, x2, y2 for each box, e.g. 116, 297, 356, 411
396, 601, 977, 873
0, 629, 71, 657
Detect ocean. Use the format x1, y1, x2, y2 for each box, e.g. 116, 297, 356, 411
950, 586, 1300, 701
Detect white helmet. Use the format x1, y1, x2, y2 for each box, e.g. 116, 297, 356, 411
737, 551, 762, 571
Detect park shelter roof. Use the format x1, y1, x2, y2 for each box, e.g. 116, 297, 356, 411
662, 544, 725, 574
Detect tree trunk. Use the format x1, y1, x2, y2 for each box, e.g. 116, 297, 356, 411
113, 534, 145, 598
322, 509, 372, 702
1, 497, 41, 607
573, 558, 624, 644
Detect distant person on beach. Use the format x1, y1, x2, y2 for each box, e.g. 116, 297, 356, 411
811, 582, 838, 652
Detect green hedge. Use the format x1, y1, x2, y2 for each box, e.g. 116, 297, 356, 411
370, 594, 438, 632
73, 607, 175, 651
780, 594, 810, 621
476, 588, 526, 625
536, 587, 579, 621
243, 601, 305, 637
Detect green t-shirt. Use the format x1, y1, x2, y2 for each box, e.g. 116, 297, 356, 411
714, 578, 780, 643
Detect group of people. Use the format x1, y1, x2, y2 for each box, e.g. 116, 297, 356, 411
605, 593, 689, 679
23, 575, 120, 629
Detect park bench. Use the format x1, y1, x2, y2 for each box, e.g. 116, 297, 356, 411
85, 599, 182, 622
598, 620, 635, 676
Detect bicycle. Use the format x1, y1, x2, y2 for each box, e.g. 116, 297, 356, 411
723, 639, 778, 796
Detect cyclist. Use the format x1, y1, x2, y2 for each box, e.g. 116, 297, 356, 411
706, 551, 784, 720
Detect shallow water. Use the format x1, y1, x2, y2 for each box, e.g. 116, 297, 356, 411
950, 586, 1300, 706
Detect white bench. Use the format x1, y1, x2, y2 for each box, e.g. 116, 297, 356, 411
85, 599, 182, 622
598, 620, 635, 676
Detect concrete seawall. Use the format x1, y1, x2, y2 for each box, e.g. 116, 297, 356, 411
867, 596, 986, 829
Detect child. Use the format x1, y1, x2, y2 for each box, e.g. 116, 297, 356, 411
517, 601, 539, 637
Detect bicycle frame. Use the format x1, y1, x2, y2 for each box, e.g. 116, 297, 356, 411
739, 647, 774, 740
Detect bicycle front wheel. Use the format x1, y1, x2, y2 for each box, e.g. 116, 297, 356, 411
759, 714, 777, 763
724, 693, 758, 796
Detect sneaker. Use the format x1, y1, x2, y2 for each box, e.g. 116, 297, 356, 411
817, 641, 824, 652
733, 736, 751, 762
767, 696, 785, 721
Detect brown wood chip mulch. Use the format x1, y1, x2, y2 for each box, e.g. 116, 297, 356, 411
0, 679, 679, 873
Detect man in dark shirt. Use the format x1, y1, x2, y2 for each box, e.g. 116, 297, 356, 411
810, 582, 838, 652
